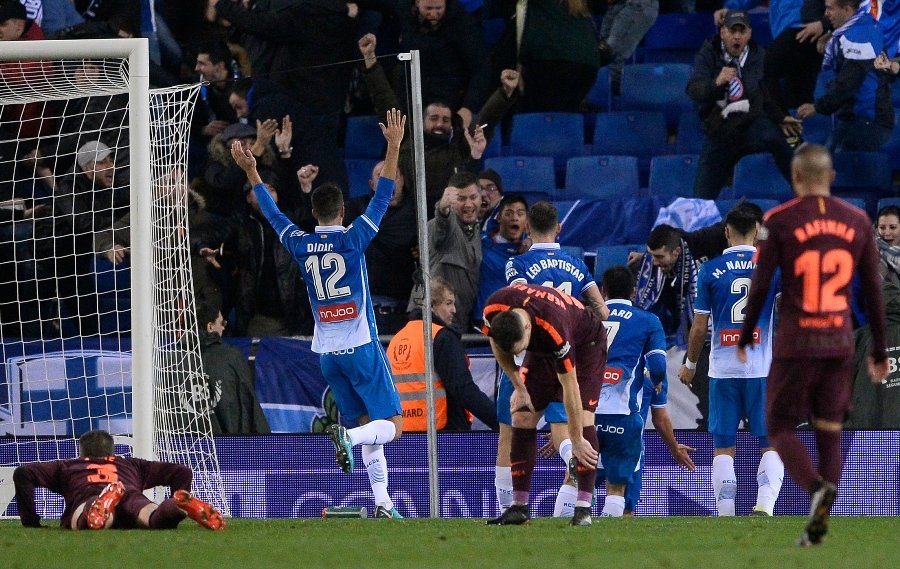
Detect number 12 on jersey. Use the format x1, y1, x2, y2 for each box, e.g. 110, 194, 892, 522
305, 253, 351, 300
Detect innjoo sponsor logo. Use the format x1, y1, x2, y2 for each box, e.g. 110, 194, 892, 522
318, 302, 357, 323
720, 327, 760, 346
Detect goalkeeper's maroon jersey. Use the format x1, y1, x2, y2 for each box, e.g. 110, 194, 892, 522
14, 456, 192, 528
739, 195, 887, 361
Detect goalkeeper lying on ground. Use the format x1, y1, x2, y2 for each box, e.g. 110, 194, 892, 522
13, 429, 224, 530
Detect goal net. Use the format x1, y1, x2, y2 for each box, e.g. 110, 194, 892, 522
0, 39, 227, 519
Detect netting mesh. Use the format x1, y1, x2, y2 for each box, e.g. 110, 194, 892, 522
0, 49, 226, 519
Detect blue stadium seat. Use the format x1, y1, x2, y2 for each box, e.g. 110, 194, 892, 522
676, 111, 705, 154
483, 132, 502, 158
585, 67, 613, 110
509, 113, 586, 169
511, 190, 553, 206
345, 158, 379, 198
801, 114, 833, 145
484, 156, 556, 194
832, 152, 892, 215
565, 156, 640, 199
618, 63, 694, 127
715, 198, 780, 218
483, 17, 507, 48
345, 115, 385, 159
560, 245, 585, 262
732, 153, 793, 200
841, 198, 867, 210
641, 12, 715, 64
833, 152, 892, 192
879, 113, 900, 169
592, 111, 670, 168
648, 154, 700, 197
877, 197, 900, 213
594, 244, 643, 284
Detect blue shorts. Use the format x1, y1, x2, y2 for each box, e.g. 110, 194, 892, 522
544, 402, 567, 423
624, 448, 645, 513
708, 376, 767, 448
497, 371, 513, 426
594, 413, 644, 486
320, 341, 401, 422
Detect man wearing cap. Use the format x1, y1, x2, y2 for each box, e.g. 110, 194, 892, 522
686, 10, 802, 199
55, 140, 130, 269
478, 169, 504, 235
797, 0, 893, 152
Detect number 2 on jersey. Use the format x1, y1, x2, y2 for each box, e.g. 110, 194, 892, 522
794, 249, 852, 312
305, 253, 351, 300
730, 277, 752, 323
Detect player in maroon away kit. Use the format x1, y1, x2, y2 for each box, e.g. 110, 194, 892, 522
737, 144, 889, 546
14, 429, 225, 530
483, 283, 606, 526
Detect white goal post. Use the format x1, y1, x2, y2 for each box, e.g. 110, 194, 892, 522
0, 39, 227, 518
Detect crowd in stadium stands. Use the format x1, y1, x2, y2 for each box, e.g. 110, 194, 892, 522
2, 0, 900, 431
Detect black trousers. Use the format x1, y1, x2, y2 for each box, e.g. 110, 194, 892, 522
764, 27, 824, 113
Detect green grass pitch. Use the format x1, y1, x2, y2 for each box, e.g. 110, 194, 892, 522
2, 517, 898, 569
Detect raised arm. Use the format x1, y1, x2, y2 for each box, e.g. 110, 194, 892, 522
379, 108, 406, 181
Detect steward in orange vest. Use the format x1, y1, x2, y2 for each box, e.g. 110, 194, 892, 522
387, 318, 448, 431
387, 310, 499, 431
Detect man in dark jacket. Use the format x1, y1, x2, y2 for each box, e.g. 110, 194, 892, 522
213, 0, 356, 189
230, 170, 313, 336
196, 298, 271, 434
847, 281, 900, 428
686, 10, 801, 199
358, 33, 518, 214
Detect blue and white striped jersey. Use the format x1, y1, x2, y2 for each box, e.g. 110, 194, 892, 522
505, 243, 596, 298
598, 299, 668, 415
695, 244, 778, 378
252, 177, 394, 353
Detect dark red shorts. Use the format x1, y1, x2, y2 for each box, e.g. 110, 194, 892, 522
766, 357, 854, 424
521, 339, 606, 413
110, 491, 155, 529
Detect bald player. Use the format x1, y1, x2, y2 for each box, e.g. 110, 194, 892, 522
737, 144, 888, 546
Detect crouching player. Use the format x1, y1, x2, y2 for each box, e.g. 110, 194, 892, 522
14, 429, 224, 530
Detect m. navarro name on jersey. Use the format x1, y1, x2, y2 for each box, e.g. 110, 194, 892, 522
721, 327, 760, 346
318, 301, 357, 323
524, 258, 586, 281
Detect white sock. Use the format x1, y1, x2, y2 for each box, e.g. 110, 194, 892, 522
362, 444, 392, 509
349, 420, 396, 446
756, 450, 784, 514
601, 495, 626, 517
712, 454, 737, 517
553, 483, 577, 518
558, 438, 573, 465
495, 466, 513, 513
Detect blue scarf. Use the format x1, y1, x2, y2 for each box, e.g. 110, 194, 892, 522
823, 12, 864, 70
634, 238, 698, 346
